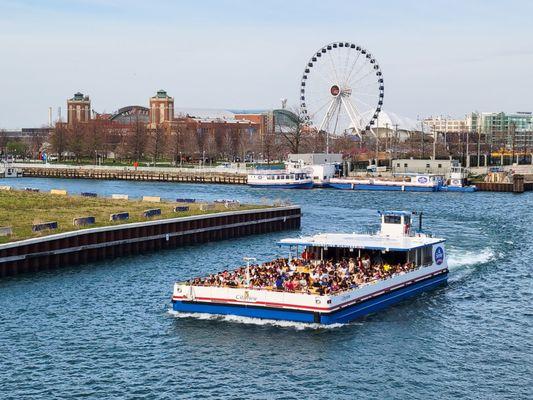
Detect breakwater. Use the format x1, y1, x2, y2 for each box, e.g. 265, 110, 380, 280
0, 205, 300, 277
22, 166, 247, 184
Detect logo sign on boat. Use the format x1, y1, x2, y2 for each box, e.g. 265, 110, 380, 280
417, 176, 429, 184
434, 246, 445, 265
236, 290, 258, 303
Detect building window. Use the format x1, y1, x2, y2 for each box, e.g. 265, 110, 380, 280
438, 164, 442, 168
426, 164, 430, 168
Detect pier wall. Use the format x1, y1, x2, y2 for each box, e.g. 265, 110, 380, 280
21, 167, 247, 184
476, 175, 532, 193
0, 206, 301, 277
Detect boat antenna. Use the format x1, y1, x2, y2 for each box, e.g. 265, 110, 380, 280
412, 211, 423, 232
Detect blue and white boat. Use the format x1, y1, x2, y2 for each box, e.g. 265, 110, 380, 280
439, 166, 477, 192
247, 167, 313, 189
328, 174, 442, 192
172, 211, 448, 325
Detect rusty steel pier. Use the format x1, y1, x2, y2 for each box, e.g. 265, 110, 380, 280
0, 206, 301, 277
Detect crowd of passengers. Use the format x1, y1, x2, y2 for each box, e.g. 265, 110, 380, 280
187, 256, 418, 295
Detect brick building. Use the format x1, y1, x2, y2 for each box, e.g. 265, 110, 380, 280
149, 90, 174, 128
67, 92, 91, 125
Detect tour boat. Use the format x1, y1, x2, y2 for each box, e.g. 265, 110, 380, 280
171, 211, 448, 325
247, 168, 313, 189
328, 174, 442, 192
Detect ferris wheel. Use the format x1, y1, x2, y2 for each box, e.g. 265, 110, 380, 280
300, 41, 384, 138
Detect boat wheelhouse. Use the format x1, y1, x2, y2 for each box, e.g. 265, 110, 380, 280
439, 165, 477, 192
328, 174, 443, 192
172, 211, 448, 325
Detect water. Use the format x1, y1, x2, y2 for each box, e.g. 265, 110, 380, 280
1, 178, 531, 399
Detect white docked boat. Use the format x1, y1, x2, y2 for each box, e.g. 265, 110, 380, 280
329, 173, 443, 192
0, 160, 22, 178
172, 211, 448, 324
247, 164, 313, 189
298, 163, 337, 188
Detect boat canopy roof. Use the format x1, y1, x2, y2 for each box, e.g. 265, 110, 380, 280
378, 210, 412, 217
278, 233, 444, 252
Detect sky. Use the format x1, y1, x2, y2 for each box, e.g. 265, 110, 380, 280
0, 0, 532, 128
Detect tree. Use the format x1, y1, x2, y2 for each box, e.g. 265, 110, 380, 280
84, 120, 105, 164
6, 140, 29, 157
50, 123, 68, 161
148, 123, 167, 165
126, 116, 147, 162
0, 129, 7, 156
278, 107, 307, 155
67, 122, 84, 163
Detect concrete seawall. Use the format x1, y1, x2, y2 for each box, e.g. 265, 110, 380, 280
0, 206, 301, 277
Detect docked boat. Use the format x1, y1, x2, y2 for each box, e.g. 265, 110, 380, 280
439, 165, 477, 192
328, 174, 443, 192
0, 160, 22, 178
302, 163, 337, 188
171, 211, 448, 324
247, 166, 313, 189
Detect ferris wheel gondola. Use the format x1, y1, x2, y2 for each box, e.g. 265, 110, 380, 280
300, 41, 384, 142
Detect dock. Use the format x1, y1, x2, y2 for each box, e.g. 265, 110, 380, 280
475, 174, 532, 193
0, 206, 301, 277
20, 166, 247, 184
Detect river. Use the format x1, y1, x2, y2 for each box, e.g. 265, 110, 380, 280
0, 178, 531, 399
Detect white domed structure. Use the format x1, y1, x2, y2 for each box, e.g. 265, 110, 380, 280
361, 109, 421, 141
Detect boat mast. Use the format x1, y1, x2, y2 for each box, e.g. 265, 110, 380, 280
243, 257, 256, 287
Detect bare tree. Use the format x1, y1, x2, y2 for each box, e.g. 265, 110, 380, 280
68, 122, 84, 163
50, 123, 68, 161
278, 107, 307, 155
0, 129, 8, 156
148, 123, 167, 165
127, 116, 147, 162
84, 120, 104, 163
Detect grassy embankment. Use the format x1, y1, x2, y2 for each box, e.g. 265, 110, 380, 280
0, 190, 264, 244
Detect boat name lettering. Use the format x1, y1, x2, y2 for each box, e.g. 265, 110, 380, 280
236, 291, 258, 302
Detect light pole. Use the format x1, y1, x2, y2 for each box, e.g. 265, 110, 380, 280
243, 257, 256, 288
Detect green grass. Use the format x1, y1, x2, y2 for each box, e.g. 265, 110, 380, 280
0, 190, 265, 244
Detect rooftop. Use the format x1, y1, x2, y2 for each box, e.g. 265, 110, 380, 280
278, 232, 444, 251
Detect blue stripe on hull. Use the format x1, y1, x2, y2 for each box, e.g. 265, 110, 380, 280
172, 272, 448, 325
320, 273, 447, 324
328, 183, 438, 192
248, 182, 314, 189
173, 300, 317, 323
439, 186, 477, 192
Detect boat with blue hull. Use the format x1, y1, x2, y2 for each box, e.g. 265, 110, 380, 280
172, 211, 448, 325
439, 166, 477, 192
328, 174, 442, 192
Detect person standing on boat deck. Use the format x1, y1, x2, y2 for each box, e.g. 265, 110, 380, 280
362, 255, 371, 273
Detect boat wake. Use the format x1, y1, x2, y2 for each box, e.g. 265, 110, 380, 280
168, 309, 346, 330
447, 247, 495, 270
